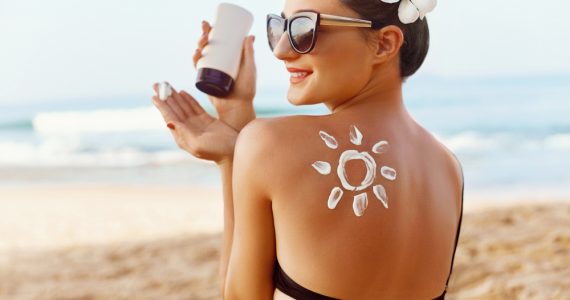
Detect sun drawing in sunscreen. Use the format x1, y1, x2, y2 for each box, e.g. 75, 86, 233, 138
311, 125, 397, 217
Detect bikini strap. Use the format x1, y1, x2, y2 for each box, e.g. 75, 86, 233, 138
439, 152, 465, 298
274, 261, 340, 300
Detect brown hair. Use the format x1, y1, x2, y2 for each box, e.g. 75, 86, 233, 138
340, 0, 430, 81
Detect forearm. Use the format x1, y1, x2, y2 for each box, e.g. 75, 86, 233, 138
215, 105, 256, 295
217, 158, 234, 296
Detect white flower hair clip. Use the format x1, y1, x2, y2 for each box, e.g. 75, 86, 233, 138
381, 0, 437, 24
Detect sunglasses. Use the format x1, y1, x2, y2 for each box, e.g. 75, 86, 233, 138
266, 10, 385, 54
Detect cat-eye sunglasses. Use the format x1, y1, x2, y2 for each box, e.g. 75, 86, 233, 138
266, 10, 385, 54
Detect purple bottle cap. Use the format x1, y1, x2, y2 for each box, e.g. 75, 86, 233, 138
195, 68, 234, 97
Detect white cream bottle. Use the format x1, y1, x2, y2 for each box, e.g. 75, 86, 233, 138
195, 3, 254, 97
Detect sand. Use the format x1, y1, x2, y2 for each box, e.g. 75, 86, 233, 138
447, 201, 570, 299
0, 186, 568, 299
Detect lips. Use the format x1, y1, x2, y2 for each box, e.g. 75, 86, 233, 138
287, 67, 313, 84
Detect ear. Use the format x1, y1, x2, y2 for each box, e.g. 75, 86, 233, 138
370, 25, 405, 65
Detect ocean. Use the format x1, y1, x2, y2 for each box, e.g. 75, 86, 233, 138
1, 74, 569, 199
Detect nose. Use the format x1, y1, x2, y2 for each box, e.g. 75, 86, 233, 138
273, 31, 299, 60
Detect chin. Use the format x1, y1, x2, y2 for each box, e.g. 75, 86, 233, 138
287, 93, 312, 106
287, 86, 321, 106
286, 88, 303, 106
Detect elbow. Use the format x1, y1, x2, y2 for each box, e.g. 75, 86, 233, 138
223, 285, 274, 300
222, 282, 238, 300
220, 276, 236, 300
221, 280, 246, 300
220, 273, 275, 299
219, 278, 225, 299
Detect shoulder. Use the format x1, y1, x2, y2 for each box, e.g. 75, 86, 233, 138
428, 131, 465, 212
233, 115, 318, 191
434, 137, 463, 187
240, 114, 317, 132
416, 125, 464, 200
235, 115, 318, 150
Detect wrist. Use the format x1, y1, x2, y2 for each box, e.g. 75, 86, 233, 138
216, 156, 234, 168
218, 106, 256, 131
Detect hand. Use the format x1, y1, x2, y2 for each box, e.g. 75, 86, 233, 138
193, 20, 257, 132
151, 82, 238, 165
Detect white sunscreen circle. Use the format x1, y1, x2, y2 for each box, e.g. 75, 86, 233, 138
337, 150, 377, 192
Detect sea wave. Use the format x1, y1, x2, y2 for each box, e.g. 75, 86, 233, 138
0, 120, 34, 130
0, 106, 567, 139
0, 105, 321, 135
437, 131, 570, 153
544, 133, 570, 150
0, 131, 568, 168
32, 106, 166, 135
0, 140, 199, 167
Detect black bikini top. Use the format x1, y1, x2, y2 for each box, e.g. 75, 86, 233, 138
274, 157, 465, 300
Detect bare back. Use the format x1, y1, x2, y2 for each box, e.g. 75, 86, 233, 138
266, 114, 463, 299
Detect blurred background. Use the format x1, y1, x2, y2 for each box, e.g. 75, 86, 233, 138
1, 0, 569, 197
1, 0, 569, 299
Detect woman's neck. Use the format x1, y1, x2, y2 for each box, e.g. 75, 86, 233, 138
326, 68, 412, 126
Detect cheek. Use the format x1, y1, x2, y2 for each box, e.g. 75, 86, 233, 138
311, 39, 373, 101
286, 33, 373, 106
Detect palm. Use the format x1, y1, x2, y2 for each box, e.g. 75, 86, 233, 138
152, 84, 238, 163
176, 113, 237, 162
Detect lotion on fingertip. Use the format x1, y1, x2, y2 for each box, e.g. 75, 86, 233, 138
158, 82, 173, 101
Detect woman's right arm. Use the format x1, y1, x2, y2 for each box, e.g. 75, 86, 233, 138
152, 20, 258, 295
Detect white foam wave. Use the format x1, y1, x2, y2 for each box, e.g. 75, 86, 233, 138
33, 106, 166, 135
0, 141, 199, 167
544, 134, 570, 150
435, 131, 570, 153
434, 131, 499, 152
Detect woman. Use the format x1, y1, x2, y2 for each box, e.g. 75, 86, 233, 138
152, 0, 464, 299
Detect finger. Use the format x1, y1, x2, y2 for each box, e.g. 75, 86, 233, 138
153, 81, 185, 120
193, 49, 202, 69
164, 84, 187, 120
168, 92, 190, 119
169, 119, 197, 135
201, 20, 212, 32
197, 34, 209, 49
235, 35, 256, 84
172, 90, 194, 117
153, 81, 174, 101
237, 35, 255, 72
152, 95, 180, 123
193, 24, 211, 69
180, 91, 208, 115
197, 23, 211, 48
243, 35, 255, 66
167, 119, 200, 149
166, 120, 190, 152
200, 21, 212, 42
152, 82, 161, 98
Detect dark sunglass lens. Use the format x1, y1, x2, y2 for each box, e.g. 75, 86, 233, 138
267, 18, 284, 50
290, 16, 314, 52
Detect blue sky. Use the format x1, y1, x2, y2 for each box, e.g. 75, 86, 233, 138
0, 0, 568, 104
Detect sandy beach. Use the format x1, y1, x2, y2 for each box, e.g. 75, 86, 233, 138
0, 186, 568, 299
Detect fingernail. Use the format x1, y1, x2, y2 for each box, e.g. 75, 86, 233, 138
167, 123, 175, 130
158, 81, 172, 101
